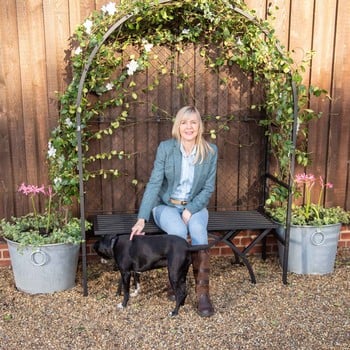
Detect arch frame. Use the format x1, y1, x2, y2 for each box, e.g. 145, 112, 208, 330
68, 0, 298, 293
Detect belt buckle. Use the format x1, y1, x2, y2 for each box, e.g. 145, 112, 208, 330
170, 198, 187, 206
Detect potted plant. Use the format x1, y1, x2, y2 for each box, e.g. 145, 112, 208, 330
0, 183, 91, 294
266, 173, 350, 275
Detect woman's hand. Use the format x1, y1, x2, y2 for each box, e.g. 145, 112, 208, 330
182, 209, 192, 225
130, 218, 145, 240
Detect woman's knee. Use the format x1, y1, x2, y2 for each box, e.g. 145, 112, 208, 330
188, 210, 208, 245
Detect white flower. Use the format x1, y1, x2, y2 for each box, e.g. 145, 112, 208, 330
142, 39, 153, 53
53, 177, 62, 186
83, 19, 93, 34
101, 2, 117, 16
236, 37, 243, 46
48, 141, 56, 158
181, 29, 190, 35
65, 118, 74, 128
74, 46, 82, 55
126, 59, 139, 75
105, 82, 114, 91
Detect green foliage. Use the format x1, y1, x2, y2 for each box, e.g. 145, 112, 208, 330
266, 205, 350, 226
47, 0, 327, 206
0, 214, 91, 247
266, 173, 350, 226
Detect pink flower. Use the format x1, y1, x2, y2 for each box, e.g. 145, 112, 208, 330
32, 185, 45, 195
17, 183, 55, 225
294, 173, 335, 220
18, 183, 31, 195
295, 173, 315, 185
318, 175, 333, 189
18, 183, 47, 196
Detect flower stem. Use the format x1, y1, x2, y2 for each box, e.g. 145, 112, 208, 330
31, 195, 39, 230
31, 195, 37, 216
318, 186, 324, 209
46, 195, 52, 233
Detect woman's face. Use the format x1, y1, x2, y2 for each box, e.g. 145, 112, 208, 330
179, 112, 200, 143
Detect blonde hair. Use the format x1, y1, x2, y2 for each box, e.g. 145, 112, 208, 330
171, 106, 214, 164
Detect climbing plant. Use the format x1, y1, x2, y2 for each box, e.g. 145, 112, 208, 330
47, 0, 325, 206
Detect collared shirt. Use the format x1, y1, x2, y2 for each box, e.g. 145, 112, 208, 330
171, 144, 196, 201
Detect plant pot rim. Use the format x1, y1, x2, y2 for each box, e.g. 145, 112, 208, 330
4, 237, 80, 248
274, 221, 342, 229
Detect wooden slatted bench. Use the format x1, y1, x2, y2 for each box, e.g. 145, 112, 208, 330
93, 210, 280, 283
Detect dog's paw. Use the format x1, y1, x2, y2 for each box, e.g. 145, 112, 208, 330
130, 290, 139, 297
117, 302, 125, 309
130, 283, 141, 297
169, 310, 178, 317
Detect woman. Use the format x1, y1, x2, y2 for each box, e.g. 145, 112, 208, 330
130, 106, 218, 317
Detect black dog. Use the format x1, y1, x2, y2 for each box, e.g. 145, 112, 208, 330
94, 234, 207, 316
94, 238, 141, 297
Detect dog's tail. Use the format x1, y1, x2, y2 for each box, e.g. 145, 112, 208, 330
187, 244, 209, 251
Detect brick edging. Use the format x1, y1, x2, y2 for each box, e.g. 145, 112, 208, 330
1, 225, 349, 267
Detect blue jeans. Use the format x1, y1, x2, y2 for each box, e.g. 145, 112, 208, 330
152, 205, 208, 245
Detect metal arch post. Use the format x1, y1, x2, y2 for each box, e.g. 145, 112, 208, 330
75, 12, 134, 297
282, 78, 299, 285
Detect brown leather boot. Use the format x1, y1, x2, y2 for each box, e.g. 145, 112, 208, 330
192, 249, 214, 317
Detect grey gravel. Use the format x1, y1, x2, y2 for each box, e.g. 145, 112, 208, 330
0, 249, 349, 350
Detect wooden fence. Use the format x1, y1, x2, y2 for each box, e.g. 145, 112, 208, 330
0, 0, 349, 220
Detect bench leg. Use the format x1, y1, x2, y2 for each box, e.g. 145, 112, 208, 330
224, 240, 256, 284
231, 252, 242, 265
209, 231, 257, 283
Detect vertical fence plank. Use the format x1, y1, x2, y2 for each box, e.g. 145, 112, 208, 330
244, 0, 267, 19
0, 0, 24, 216
43, 0, 71, 131
308, 0, 337, 195
16, 0, 50, 193
268, 0, 291, 48
326, 0, 350, 209
288, 0, 315, 176
289, 0, 314, 65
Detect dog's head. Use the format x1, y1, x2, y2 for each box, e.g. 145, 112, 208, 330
93, 235, 118, 260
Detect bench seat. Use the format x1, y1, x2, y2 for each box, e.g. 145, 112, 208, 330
93, 210, 277, 234
93, 210, 281, 284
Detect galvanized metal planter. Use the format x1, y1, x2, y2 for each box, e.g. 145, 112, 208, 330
276, 223, 341, 275
6, 238, 80, 294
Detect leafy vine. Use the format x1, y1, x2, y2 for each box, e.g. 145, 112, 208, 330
48, 0, 325, 206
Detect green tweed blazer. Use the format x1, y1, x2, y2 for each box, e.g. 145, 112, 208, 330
138, 138, 218, 221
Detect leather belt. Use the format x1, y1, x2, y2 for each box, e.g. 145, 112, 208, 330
170, 198, 188, 206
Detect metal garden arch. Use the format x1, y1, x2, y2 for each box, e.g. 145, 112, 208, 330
74, 0, 298, 295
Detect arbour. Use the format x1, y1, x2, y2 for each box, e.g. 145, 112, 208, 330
47, 0, 324, 292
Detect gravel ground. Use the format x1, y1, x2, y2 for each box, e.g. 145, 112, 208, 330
0, 249, 349, 350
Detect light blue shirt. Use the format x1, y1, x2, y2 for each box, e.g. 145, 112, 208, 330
171, 144, 196, 201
